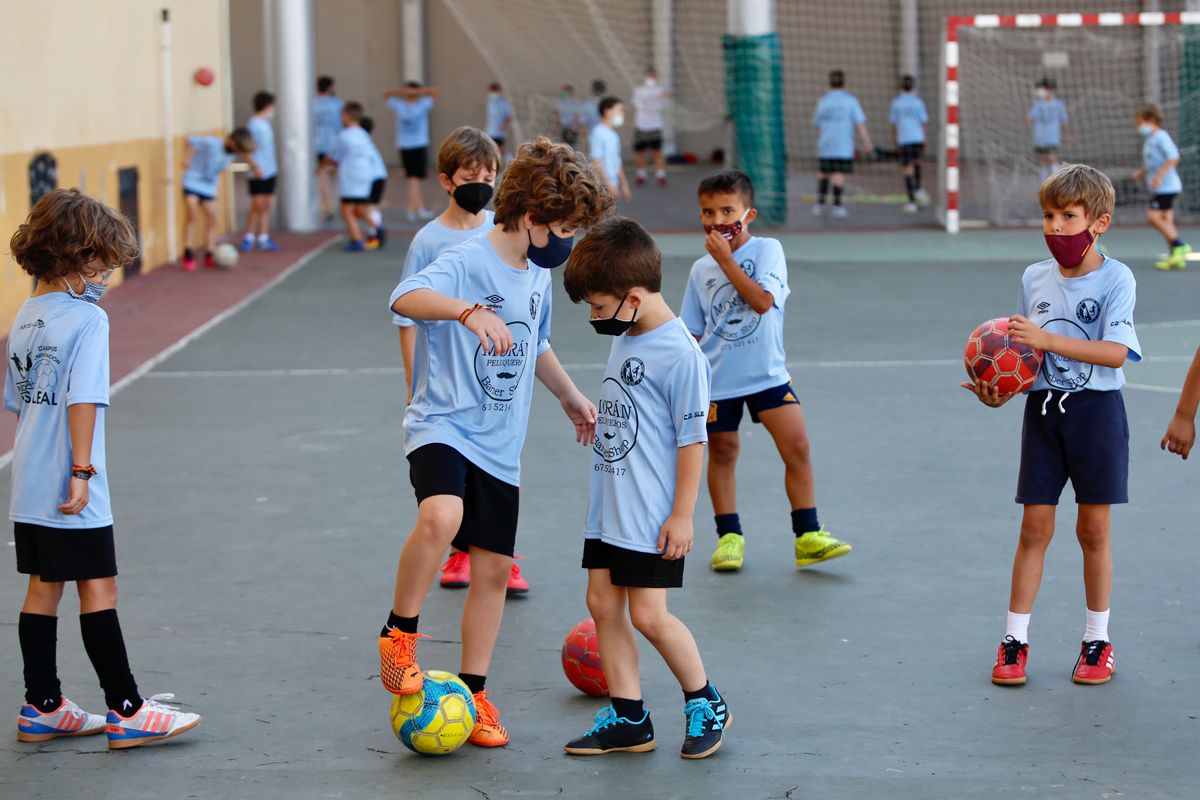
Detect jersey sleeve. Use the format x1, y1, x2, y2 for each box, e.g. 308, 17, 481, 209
888, 98, 899, 124
852, 98, 867, 124
755, 240, 790, 310
666, 346, 711, 447
589, 131, 604, 161
1057, 101, 1069, 123
537, 280, 553, 356
390, 250, 465, 320
679, 269, 706, 336
1016, 270, 1030, 318
392, 236, 429, 327
66, 317, 111, 408
1100, 272, 1141, 362
918, 98, 929, 124
1160, 134, 1181, 162
4, 366, 18, 414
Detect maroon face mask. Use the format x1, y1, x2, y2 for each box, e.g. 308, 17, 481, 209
704, 210, 749, 242
1044, 228, 1095, 268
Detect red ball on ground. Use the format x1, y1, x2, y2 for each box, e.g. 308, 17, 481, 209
562, 618, 607, 696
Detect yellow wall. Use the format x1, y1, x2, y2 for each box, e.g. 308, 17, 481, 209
0, 0, 232, 335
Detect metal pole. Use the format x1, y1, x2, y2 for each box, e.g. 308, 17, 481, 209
219, 0, 237, 232
1145, 0, 1162, 103
402, 0, 426, 83
161, 9, 178, 263
727, 0, 774, 36
272, 0, 317, 231
652, 0, 675, 155
899, 0, 919, 80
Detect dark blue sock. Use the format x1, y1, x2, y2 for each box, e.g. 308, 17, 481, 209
714, 513, 742, 537
1172, 238, 1184, 248
792, 508, 820, 537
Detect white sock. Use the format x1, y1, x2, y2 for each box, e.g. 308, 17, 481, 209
655, 169, 666, 178
242, 232, 254, 241
1084, 608, 1110, 642
257, 232, 270, 244
1006, 611, 1031, 644
636, 169, 646, 179
369, 210, 382, 227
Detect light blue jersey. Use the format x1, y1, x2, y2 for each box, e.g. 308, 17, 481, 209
5, 294, 112, 529
1017, 255, 1141, 392
889, 93, 928, 146
314, 94, 345, 155
558, 96, 579, 129
1028, 98, 1068, 148
330, 125, 378, 200
393, 211, 496, 327
388, 96, 434, 149
368, 137, 388, 181
813, 90, 866, 159
182, 135, 234, 198
485, 93, 512, 139
680, 236, 791, 401
589, 124, 622, 186
585, 317, 710, 555
580, 97, 602, 132
246, 115, 277, 178
391, 235, 552, 485
1143, 128, 1182, 195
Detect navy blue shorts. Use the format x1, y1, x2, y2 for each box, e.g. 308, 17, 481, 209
1016, 389, 1129, 506
1150, 193, 1177, 211
707, 383, 800, 433
407, 443, 519, 557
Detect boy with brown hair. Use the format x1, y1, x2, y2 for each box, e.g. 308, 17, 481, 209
7, 189, 202, 748
181, 127, 256, 271
1131, 102, 1191, 270
383, 138, 612, 747
963, 164, 1141, 687
561, 216, 729, 760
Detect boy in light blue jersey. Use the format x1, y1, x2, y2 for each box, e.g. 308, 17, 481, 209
484, 83, 513, 158
384, 81, 439, 222
314, 75, 345, 221
558, 84, 581, 147
1132, 102, 1191, 270
681, 170, 850, 572
180, 128, 256, 271
327, 102, 382, 252
380, 138, 612, 748
888, 74, 929, 212
243, 91, 281, 252
812, 70, 873, 218
590, 96, 630, 202
580, 79, 606, 152
1027, 77, 1071, 181
7, 190, 202, 749
964, 165, 1140, 688
358, 115, 389, 248
561, 216, 729, 760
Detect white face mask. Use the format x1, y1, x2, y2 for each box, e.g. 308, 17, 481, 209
1036, 88, 1050, 101
611, 114, 625, 129
644, 76, 657, 86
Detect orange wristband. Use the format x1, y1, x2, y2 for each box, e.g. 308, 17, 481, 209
458, 303, 484, 325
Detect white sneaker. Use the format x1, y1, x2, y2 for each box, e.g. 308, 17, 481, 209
17, 697, 106, 742
903, 202, 918, 213
830, 205, 848, 219
106, 693, 202, 750
914, 188, 931, 207
417, 208, 435, 220
811, 204, 826, 216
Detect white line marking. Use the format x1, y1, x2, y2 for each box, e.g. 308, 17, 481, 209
1137, 319, 1200, 329
1125, 382, 1183, 394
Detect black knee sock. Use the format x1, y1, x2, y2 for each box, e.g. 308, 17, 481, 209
904, 175, 916, 201
19, 613, 62, 711
382, 611, 418, 637
792, 508, 820, 537
913, 163, 923, 191
79, 609, 141, 715
183, 247, 195, 261
714, 513, 742, 537
832, 186, 843, 206
459, 673, 486, 695
817, 177, 830, 203
612, 696, 644, 720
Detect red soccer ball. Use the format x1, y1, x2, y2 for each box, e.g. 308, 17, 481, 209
561, 618, 607, 696
193, 67, 215, 87
964, 317, 1043, 395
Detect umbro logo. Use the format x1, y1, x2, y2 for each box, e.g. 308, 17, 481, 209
1036, 302, 1051, 315
705, 278, 717, 289
484, 294, 504, 305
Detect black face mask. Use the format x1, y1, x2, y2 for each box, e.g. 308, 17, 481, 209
590, 295, 637, 336
452, 182, 493, 215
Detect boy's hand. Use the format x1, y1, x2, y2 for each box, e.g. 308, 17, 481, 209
705, 229, 733, 262
1007, 315, 1048, 351
560, 390, 597, 446
657, 513, 693, 560
1151, 172, 1163, 190
253, 167, 264, 179
58, 477, 89, 515
1161, 412, 1196, 459
463, 308, 513, 355
960, 378, 1014, 408
1132, 168, 1146, 183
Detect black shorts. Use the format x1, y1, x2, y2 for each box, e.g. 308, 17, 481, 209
15, 522, 117, 582
492, 136, 507, 147
183, 188, 215, 202
561, 129, 579, 147
1150, 193, 1177, 211
633, 129, 663, 152
819, 158, 854, 174
340, 197, 370, 205
899, 143, 924, 166
248, 176, 277, 195
408, 444, 519, 557
1033, 145, 1059, 156
581, 538, 684, 588
1016, 389, 1129, 506
316, 152, 328, 167
707, 383, 800, 433
399, 147, 428, 179
369, 178, 387, 204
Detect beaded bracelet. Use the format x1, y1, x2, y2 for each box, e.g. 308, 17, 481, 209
458, 303, 484, 325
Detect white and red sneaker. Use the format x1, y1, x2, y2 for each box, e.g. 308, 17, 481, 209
17, 697, 106, 742
106, 693, 202, 749
991, 635, 1029, 685
1072, 640, 1115, 685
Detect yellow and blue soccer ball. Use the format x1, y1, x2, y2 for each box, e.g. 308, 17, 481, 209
389, 670, 476, 755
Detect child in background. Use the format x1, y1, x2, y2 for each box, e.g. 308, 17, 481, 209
485, 83, 513, 159
631, 66, 668, 187
889, 74, 929, 213
385, 81, 439, 223
181, 127, 256, 271
590, 97, 631, 202
558, 85, 581, 148
243, 91, 281, 252
1028, 77, 1070, 182
812, 70, 873, 218
315, 75, 345, 223
328, 102, 380, 252
359, 115, 389, 247
1132, 102, 1191, 270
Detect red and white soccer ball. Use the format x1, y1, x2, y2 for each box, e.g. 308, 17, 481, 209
964, 317, 1043, 395
561, 618, 607, 696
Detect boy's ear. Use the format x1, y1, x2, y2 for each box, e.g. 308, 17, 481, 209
744, 207, 758, 225
1092, 213, 1112, 236
437, 172, 455, 193
625, 288, 644, 309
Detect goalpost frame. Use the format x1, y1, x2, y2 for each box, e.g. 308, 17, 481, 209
940, 10, 1200, 233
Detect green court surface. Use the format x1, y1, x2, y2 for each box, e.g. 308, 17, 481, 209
2, 227, 1198, 799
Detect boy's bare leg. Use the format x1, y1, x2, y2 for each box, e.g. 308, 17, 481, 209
202, 201, 218, 253
653, 148, 666, 174
586, 570, 640, 699
1147, 208, 1178, 244
628, 588, 706, 692
459, 548, 511, 676
706, 431, 740, 516
758, 403, 816, 509
77, 577, 118, 614
392, 495, 464, 616
183, 195, 199, 250
341, 203, 362, 241
407, 177, 422, 214
21, 576, 65, 615
1076, 504, 1112, 613
1009, 504, 1056, 613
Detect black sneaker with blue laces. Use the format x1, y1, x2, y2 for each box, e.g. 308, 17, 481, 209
564, 705, 655, 755
680, 689, 730, 760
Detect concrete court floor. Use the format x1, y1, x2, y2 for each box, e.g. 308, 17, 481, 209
2, 225, 1199, 799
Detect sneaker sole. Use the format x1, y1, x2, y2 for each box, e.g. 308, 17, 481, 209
564, 740, 656, 756
506, 586, 529, 595
107, 715, 203, 750
991, 675, 1027, 686
710, 559, 743, 572
382, 679, 424, 696
17, 726, 106, 742
796, 545, 852, 567
439, 580, 469, 589
469, 736, 510, 748
1072, 670, 1114, 685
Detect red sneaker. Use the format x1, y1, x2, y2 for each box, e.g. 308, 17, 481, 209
506, 556, 529, 595
657, 175, 667, 187
203, 252, 217, 269
635, 175, 646, 186
1072, 640, 1114, 685
439, 551, 470, 588
991, 635, 1028, 685
182, 256, 198, 272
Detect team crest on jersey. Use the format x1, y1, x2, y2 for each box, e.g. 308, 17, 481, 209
709, 282, 760, 341
739, 258, 756, 277
620, 357, 645, 386
529, 291, 541, 321
474, 321, 531, 401
594, 377, 639, 463
1076, 298, 1100, 324
1040, 318, 1093, 390
10, 349, 60, 406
